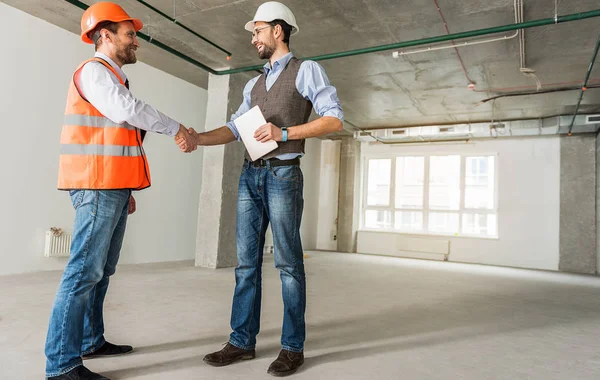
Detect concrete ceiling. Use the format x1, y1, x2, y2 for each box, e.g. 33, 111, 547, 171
6, 0, 600, 132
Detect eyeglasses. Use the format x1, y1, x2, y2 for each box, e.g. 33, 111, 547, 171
251, 25, 273, 39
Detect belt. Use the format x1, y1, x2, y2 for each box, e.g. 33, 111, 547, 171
248, 157, 300, 168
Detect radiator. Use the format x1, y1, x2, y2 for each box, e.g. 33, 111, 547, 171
357, 231, 451, 261
44, 230, 72, 257
396, 235, 450, 261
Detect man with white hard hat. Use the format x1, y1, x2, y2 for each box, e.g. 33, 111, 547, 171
177, 1, 344, 376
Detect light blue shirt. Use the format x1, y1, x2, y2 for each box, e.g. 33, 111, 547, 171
226, 52, 344, 160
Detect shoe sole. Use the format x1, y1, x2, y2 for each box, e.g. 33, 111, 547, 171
203, 353, 256, 367
82, 349, 134, 360
267, 360, 304, 377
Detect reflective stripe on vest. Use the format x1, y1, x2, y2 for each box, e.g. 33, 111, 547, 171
57, 57, 150, 190
63, 114, 136, 130
60, 144, 143, 157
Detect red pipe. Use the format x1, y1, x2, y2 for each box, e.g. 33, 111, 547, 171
433, 0, 477, 85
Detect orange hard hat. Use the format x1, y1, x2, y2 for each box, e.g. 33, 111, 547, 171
80, 2, 143, 44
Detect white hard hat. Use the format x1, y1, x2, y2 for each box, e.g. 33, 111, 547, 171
245, 1, 299, 35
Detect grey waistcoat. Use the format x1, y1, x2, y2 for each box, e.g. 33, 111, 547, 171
248, 57, 312, 160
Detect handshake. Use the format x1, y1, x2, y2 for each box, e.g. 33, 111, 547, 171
174, 124, 200, 153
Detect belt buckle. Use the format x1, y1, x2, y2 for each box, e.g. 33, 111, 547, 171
253, 158, 266, 167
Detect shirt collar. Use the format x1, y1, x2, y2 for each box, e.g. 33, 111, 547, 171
263, 52, 294, 75
94, 52, 128, 83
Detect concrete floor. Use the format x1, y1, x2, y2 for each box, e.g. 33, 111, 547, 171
1, 251, 600, 380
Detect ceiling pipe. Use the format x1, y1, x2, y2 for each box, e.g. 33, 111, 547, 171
346, 119, 472, 144
63, 0, 600, 77
391, 33, 518, 58
351, 121, 475, 145
219, 8, 600, 75
346, 113, 597, 132
63, 0, 221, 74
432, 0, 477, 85
567, 32, 600, 135
477, 85, 600, 105
133, 0, 232, 60
392, 0, 519, 58
473, 78, 600, 93
516, 0, 542, 91
364, 134, 472, 145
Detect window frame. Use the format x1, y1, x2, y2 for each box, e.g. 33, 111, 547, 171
360, 152, 499, 239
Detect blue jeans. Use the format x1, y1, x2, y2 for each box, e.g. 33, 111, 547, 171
45, 189, 131, 377
229, 161, 306, 353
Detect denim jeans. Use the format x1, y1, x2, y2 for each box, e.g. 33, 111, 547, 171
45, 189, 131, 377
229, 161, 306, 353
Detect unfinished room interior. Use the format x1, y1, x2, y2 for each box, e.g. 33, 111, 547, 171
1, 0, 600, 379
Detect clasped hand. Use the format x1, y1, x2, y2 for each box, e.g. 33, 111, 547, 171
174, 124, 199, 153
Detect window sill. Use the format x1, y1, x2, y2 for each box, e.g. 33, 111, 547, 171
358, 228, 499, 241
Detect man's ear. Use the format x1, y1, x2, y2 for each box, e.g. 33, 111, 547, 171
101, 29, 112, 43
273, 24, 282, 40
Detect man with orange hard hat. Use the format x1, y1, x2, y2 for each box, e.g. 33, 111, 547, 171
44, 2, 196, 379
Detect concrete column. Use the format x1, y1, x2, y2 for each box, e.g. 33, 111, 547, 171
559, 134, 597, 274
316, 140, 341, 251
597, 133, 600, 275
337, 137, 361, 253
298, 139, 323, 251
195, 72, 249, 268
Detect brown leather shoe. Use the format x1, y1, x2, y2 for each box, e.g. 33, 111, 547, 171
203, 342, 256, 367
267, 349, 304, 377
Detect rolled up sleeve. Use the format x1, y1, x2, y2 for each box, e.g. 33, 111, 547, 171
297, 61, 344, 121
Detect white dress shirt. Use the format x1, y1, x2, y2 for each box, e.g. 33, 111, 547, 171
77, 52, 180, 137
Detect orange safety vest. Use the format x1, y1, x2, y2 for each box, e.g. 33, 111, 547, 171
57, 58, 151, 190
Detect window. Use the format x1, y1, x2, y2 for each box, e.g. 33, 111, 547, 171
428, 155, 461, 234
464, 156, 495, 209
366, 159, 391, 207
362, 154, 498, 238
394, 156, 424, 231
364, 159, 392, 229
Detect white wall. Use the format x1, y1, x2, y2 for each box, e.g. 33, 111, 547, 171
357, 137, 561, 271
0, 3, 207, 275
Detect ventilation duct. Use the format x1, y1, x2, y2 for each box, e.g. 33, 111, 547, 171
353, 115, 600, 144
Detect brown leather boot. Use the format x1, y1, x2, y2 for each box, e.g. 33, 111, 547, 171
203, 343, 256, 367
267, 349, 304, 377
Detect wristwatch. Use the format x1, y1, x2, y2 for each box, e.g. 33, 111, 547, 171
281, 127, 288, 142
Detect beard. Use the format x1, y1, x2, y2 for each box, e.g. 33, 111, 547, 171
258, 42, 275, 60
116, 43, 137, 65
